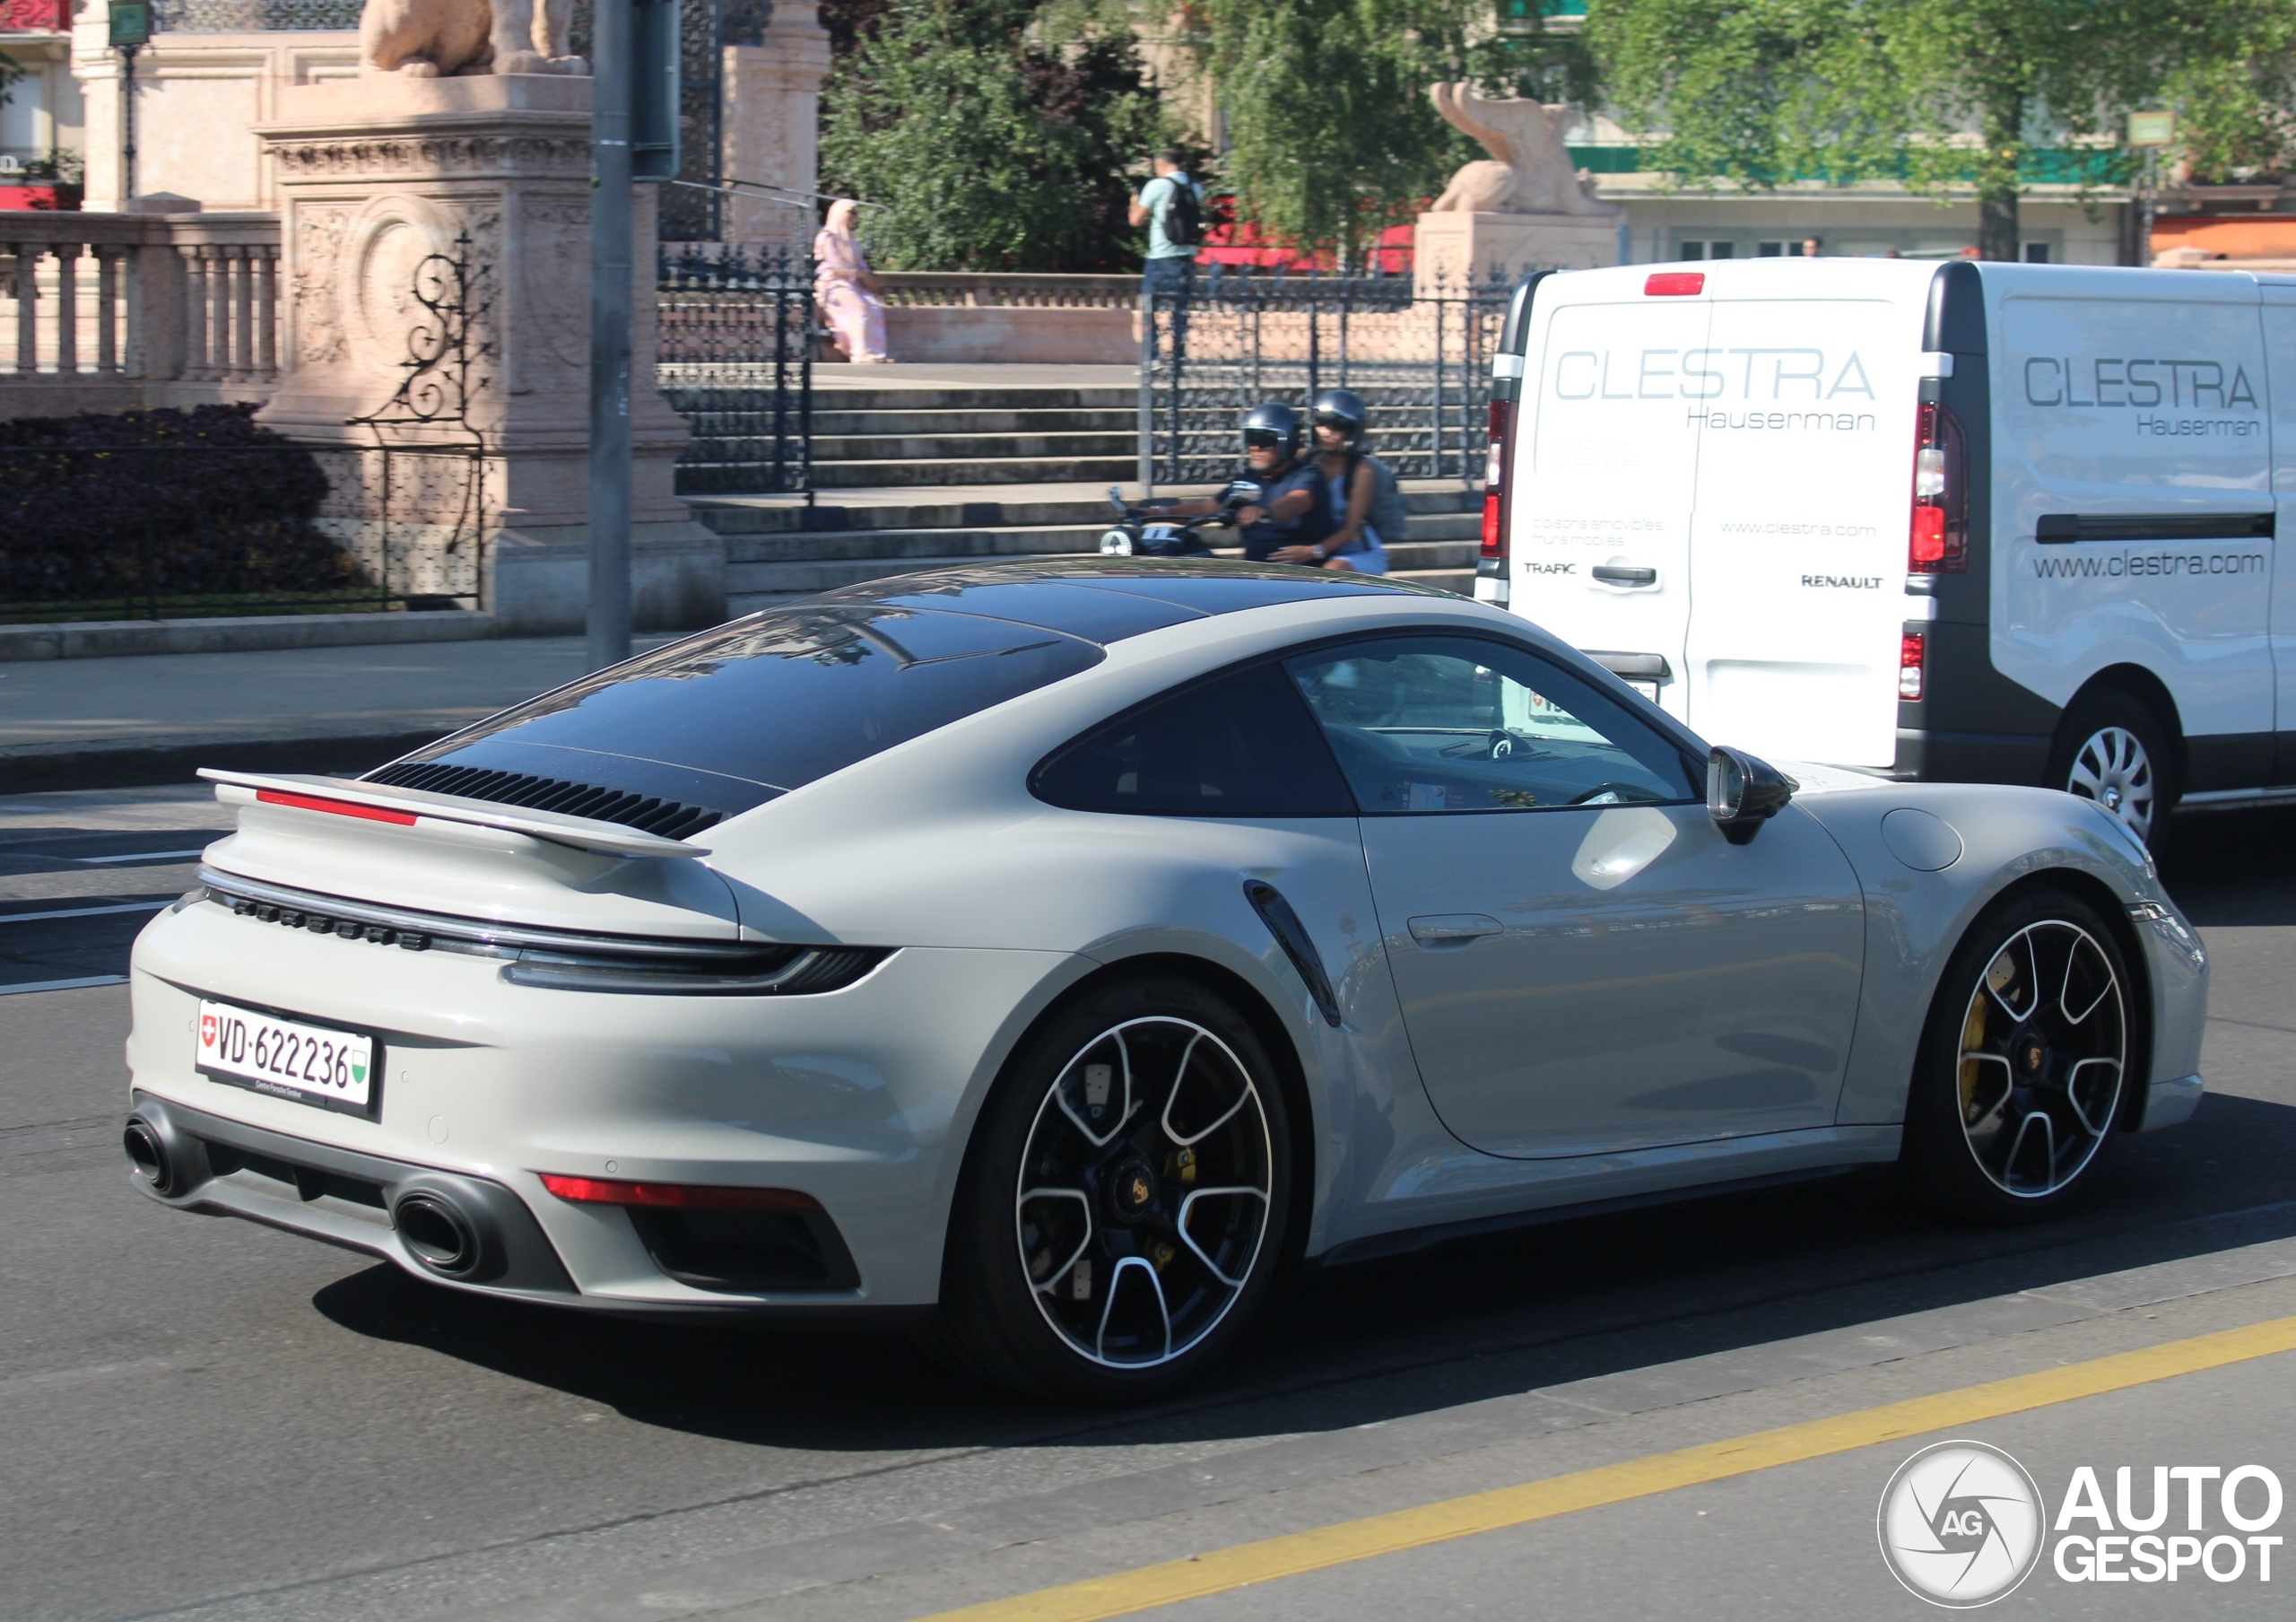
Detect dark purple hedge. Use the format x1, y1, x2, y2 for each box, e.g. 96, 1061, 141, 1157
0, 404, 359, 606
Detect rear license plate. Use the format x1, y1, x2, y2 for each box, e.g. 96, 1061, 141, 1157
196, 999, 378, 1116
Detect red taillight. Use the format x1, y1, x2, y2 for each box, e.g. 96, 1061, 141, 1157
1644, 272, 1705, 296
1909, 400, 1968, 574
1481, 398, 1514, 562
538, 1173, 823, 1211
255, 789, 417, 825
1900, 632, 1926, 701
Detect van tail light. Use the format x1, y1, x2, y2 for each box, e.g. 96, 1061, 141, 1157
1909, 400, 1968, 573
1900, 632, 1926, 700
1481, 398, 1514, 563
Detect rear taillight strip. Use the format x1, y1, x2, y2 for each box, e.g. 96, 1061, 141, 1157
255, 789, 418, 825
539, 1173, 823, 1211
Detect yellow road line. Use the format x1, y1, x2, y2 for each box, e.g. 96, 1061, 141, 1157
918, 1312, 2296, 1622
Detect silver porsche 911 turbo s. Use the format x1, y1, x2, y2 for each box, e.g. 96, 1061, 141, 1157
122, 561, 2209, 1401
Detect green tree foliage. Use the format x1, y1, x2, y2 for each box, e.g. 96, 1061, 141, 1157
1185, 0, 1594, 267
1588, 0, 2296, 260
819, 0, 1172, 271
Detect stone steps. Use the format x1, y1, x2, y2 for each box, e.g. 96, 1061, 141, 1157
813, 430, 1137, 464
813, 454, 1140, 488
811, 407, 1137, 436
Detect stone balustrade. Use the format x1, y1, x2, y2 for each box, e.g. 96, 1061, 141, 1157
875, 272, 1139, 310
0, 210, 283, 417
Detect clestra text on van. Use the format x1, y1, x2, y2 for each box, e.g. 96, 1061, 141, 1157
2022, 356, 2260, 411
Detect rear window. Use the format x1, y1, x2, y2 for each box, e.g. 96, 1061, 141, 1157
395, 606, 1103, 815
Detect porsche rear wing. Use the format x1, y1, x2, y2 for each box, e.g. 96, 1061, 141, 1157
198, 770, 712, 860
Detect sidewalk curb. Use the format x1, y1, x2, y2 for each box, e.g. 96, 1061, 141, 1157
0, 610, 493, 663
0, 729, 450, 793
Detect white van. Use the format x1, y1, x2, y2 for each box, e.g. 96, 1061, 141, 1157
1475, 257, 2293, 842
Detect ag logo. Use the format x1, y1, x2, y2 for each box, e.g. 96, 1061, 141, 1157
1877, 1440, 2046, 1608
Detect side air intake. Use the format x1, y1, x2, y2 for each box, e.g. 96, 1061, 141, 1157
363, 763, 723, 841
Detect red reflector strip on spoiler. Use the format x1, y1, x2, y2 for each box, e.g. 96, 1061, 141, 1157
538, 1173, 822, 1211
255, 789, 419, 825
1645, 272, 1705, 296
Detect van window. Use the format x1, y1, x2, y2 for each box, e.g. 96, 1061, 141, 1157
1283, 636, 1698, 813
1033, 660, 1353, 817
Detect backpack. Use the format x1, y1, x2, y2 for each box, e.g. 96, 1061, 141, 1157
1161, 178, 1203, 249
1359, 453, 1409, 545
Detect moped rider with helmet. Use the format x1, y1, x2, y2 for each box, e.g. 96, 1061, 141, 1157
1160, 401, 1336, 562
1283, 388, 1392, 575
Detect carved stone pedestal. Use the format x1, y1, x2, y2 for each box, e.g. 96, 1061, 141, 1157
1413, 209, 1624, 297
256, 74, 721, 635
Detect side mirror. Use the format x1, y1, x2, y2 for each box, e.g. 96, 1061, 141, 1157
1707, 746, 1797, 843
1224, 478, 1260, 510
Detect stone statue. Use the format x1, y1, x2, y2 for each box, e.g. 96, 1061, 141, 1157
360, 0, 589, 78
1427, 82, 1613, 217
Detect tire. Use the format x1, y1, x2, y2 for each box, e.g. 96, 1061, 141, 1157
1902, 889, 2135, 1223
927, 974, 1292, 1403
2049, 689, 2177, 846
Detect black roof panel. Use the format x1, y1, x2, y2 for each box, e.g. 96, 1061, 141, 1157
813, 559, 1449, 641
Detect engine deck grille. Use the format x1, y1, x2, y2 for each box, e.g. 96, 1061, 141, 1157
364, 763, 722, 841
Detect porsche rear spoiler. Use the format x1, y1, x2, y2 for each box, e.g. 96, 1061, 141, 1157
198, 769, 712, 860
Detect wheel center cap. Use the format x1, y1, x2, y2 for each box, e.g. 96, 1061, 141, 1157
2103, 786, 2123, 810
1109, 1158, 1157, 1221
2019, 1035, 2048, 1075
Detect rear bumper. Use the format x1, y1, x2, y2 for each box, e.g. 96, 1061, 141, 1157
126, 1092, 579, 1299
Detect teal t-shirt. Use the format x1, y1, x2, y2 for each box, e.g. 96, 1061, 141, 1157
1143, 173, 1200, 261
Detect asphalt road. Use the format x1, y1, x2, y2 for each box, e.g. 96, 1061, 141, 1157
4, 787, 2294, 1622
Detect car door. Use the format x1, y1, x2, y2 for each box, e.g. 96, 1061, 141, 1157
1283, 633, 1866, 1160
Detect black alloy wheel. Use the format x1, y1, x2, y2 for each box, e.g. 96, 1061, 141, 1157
1905, 889, 2135, 1222
930, 974, 1292, 1402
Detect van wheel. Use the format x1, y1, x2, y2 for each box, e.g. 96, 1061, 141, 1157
1902, 888, 2131, 1223
2051, 691, 2175, 845
927, 974, 1291, 1403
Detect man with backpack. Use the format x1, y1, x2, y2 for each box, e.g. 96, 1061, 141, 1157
1130, 149, 1202, 363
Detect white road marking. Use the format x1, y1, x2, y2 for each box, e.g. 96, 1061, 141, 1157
0, 973, 130, 996
0, 900, 170, 924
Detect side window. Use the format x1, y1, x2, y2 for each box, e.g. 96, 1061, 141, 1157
1283, 636, 1698, 813
1033, 660, 1353, 816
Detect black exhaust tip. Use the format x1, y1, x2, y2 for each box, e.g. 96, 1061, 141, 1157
123, 1117, 174, 1194
394, 1192, 483, 1278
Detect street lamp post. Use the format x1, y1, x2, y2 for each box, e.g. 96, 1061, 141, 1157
109, 1, 151, 204
2127, 109, 2176, 267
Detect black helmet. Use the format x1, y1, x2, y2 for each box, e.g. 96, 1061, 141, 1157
1241, 401, 1300, 456
1311, 388, 1368, 450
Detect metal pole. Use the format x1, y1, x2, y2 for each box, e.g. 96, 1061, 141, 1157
119, 44, 138, 202
587, 0, 635, 672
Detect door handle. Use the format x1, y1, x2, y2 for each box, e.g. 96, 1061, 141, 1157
1409, 914, 1503, 944
1592, 565, 1658, 587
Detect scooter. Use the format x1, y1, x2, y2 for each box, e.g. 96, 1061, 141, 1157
1096, 482, 1258, 558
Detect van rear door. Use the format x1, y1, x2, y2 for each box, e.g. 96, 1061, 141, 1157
1505, 266, 1710, 715
1681, 261, 1935, 769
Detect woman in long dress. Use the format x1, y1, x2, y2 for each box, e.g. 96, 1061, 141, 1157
813, 199, 891, 364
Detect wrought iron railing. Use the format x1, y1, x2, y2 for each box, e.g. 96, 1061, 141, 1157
656, 240, 814, 497
154, 0, 361, 30
1140, 267, 1518, 491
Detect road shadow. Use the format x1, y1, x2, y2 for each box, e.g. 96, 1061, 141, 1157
2158, 802, 2296, 927
311, 1086, 2296, 1457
